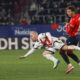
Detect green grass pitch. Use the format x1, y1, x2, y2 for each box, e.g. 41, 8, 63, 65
0, 49, 80, 80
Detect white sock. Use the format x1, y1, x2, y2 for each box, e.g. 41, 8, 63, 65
68, 63, 72, 67
68, 45, 80, 50
43, 54, 57, 62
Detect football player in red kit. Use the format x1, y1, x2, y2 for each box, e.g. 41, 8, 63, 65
59, 5, 80, 74
66, 13, 80, 36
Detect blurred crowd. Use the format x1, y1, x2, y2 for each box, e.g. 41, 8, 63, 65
0, 0, 80, 25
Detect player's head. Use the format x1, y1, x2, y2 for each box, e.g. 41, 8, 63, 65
30, 31, 38, 42
66, 5, 76, 17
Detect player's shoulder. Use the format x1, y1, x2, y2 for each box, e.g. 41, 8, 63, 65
76, 14, 80, 21
38, 33, 45, 40
73, 14, 80, 22
70, 14, 78, 23
72, 14, 80, 19
76, 14, 80, 17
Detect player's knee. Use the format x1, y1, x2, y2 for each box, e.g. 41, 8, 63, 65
67, 50, 73, 54
62, 45, 68, 50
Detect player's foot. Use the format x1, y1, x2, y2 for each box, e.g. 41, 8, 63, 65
65, 65, 74, 74
53, 60, 60, 69
19, 56, 25, 59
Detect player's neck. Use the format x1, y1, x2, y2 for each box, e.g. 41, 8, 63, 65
71, 13, 76, 17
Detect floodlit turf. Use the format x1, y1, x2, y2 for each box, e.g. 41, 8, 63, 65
0, 49, 80, 80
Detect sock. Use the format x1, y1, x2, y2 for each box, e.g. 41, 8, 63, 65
68, 63, 72, 67
43, 54, 57, 62
67, 53, 80, 63
68, 45, 80, 50
59, 50, 70, 64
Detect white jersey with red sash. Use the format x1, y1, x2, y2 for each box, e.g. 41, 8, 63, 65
33, 33, 64, 53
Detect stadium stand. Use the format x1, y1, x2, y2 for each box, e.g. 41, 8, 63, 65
0, 0, 80, 25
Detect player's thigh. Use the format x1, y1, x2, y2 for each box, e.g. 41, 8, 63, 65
61, 45, 68, 50
42, 50, 52, 55
43, 47, 55, 55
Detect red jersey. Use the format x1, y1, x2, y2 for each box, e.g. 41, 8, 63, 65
66, 14, 80, 36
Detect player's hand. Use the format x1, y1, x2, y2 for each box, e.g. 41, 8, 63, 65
19, 56, 25, 59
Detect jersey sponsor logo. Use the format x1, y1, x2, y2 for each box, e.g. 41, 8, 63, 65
69, 24, 74, 27
57, 25, 66, 32
14, 27, 32, 36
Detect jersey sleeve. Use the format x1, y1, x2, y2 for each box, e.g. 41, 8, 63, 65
24, 48, 36, 57
33, 42, 43, 49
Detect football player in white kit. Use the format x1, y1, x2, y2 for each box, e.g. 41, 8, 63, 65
19, 31, 80, 69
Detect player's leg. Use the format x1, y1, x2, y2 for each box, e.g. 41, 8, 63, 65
42, 50, 59, 69
59, 50, 74, 74
54, 41, 74, 73
62, 36, 80, 51
62, 45, 80, 50
65, 36, 79, 74
67, 36, 80, 65
59, 50, 74, 67
67, 50, 80, 65
54, 42, 70, 65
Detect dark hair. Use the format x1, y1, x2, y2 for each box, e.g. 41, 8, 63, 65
66, 5, 76, 12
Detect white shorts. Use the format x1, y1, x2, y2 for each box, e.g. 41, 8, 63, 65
46, 42, 65, 53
